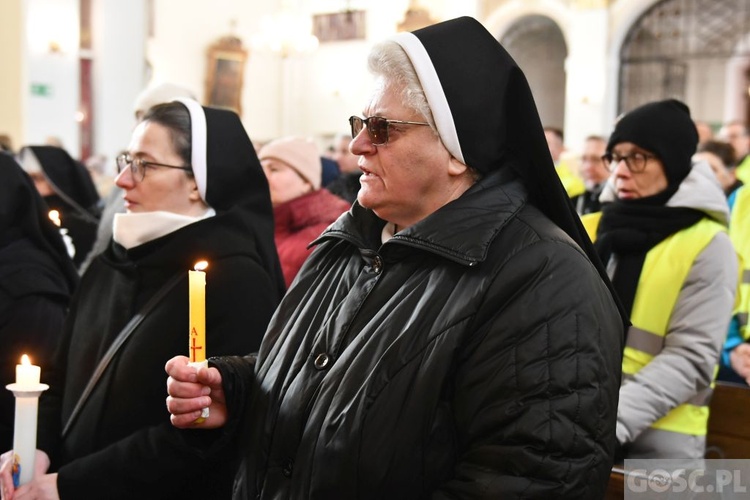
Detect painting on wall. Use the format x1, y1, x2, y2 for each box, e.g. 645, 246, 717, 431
204, 35, 248, 115
313, 10, 366, 42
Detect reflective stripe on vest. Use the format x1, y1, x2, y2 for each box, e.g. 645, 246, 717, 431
730, 187, 750, 339
588, 214, 724, 436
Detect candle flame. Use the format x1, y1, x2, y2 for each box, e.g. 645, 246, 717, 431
21, 354, 31, 366
48, 210, 61, 227
194, 261, 208, 271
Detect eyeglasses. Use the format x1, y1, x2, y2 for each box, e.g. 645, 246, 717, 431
349, 115, 430, 146
602, 152, 656, 173
116, 153, 192, 182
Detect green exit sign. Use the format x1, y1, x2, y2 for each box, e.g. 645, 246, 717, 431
30, 83, 53, 97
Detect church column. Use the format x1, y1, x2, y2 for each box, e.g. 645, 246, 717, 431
564, 0, 610, 152
91, 0, 147, 168
0, 0, 23, 151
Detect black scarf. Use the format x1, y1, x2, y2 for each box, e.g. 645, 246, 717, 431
595, 196, 704, 316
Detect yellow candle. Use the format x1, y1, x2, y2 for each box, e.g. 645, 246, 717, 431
15, 355, 40, 388
189, 261, 208, 363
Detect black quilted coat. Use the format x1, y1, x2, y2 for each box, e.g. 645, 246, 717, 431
214, 168, 624, 499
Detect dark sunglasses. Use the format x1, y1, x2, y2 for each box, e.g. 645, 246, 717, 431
349, 115, 430, 146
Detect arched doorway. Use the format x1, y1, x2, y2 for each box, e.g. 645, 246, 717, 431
500, 15, 567, 129
619, 0, 750, 124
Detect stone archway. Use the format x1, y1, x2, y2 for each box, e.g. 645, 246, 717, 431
619, 0, 750, 124
500, 15, 568, 129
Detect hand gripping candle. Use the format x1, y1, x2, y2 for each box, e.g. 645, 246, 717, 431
189, 261, 209, 422
6, 355, 49, 487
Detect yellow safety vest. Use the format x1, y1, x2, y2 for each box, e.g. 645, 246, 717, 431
730, 186, 750, 340
555, 161, 586, 199
735, 155, 750, 185
580, 211, 601, 242
586, 213, 724, 436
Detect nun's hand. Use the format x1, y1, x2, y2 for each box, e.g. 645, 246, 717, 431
0, 450, 52, 500
165, 356, 227, 429
8, 473, 57, 500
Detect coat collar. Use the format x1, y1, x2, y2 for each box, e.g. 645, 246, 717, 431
316, 168, 526, 266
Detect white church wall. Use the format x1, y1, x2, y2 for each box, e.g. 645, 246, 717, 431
24, 0, 742, 166
24, 0, 80, 153
147, 0, 478, 144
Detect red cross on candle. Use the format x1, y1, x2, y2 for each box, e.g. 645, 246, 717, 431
189, 335, 203, 362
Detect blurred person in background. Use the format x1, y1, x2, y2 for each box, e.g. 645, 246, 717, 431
259, 136, 350, 288
719, 120, 750, 183
695, 139, 741, 199
573, 135, 609, 215
326, 132, 362, 203
545, 126, 586, 199
0, 154, 78, 453
19, 146, 101, 271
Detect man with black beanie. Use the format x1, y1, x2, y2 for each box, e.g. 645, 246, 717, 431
583, 98, 738, 460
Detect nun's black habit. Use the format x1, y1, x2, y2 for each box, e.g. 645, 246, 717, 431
36, 102, 284, 499
209, 17, 625, 499
19, 145, 101, 268
0, 154, 77, 451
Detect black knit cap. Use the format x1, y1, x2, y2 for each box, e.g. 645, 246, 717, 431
607, 99, 698, 188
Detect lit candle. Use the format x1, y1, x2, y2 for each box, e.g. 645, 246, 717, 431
15, 355, 40, 388
7, 355, 48, 487
189, 261, 209, 423
48, 210, 61, 227
189, 261, 208, 363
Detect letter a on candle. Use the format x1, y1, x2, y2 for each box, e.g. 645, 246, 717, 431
189, 261, 208, 362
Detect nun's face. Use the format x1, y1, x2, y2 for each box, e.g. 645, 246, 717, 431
610, 142, 668, 200
115, 121, 204, 215
351, 79, 472, 229
27, 172, 54, 197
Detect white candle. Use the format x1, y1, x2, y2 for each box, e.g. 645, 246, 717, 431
15, 355, 40, 388
8, 355, 47, 487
